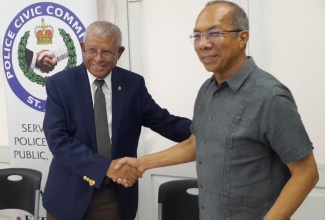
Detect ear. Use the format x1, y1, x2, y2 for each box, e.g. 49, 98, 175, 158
238, 30, 249, 49
116, 46, 125, 59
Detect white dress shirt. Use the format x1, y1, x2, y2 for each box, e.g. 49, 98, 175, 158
87, 71, 112, 139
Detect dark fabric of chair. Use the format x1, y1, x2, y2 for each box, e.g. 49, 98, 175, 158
158, 179, 199, 220
0, 168, 42, 219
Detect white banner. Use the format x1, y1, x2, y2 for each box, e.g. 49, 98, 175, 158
0, 1, 98, 219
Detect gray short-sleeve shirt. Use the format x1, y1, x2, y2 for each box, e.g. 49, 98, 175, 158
191, 57, 313, 220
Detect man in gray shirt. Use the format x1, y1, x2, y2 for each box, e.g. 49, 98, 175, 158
115, 1, 319, 219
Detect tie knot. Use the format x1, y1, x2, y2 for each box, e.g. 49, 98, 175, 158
95, 79, 105, 88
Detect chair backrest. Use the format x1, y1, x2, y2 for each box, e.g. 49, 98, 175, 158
0, 168, 42, 218
158, 179, 199, 220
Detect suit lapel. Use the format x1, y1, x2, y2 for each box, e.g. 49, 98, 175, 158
74, 64, 97, 150
72, 65, 126, 154
111, 67, 126, 152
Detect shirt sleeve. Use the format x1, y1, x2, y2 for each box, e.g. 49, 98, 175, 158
263, 93, 313, 164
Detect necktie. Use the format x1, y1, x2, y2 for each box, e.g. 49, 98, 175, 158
94, 79, 111, 160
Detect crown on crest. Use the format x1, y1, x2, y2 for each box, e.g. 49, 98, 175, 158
34, 18, 54, 45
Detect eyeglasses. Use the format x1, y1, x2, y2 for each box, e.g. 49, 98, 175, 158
84, 48, 117, 58
189, 29, 243, 44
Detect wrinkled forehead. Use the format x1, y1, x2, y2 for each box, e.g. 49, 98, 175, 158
85, 31, 118, 44
194, 4, 233, 32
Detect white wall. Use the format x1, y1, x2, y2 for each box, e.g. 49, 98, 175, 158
0, 59, 9, 147
0, 13, 9, 168
138, 0, 208, 155
260, 0, 325, 163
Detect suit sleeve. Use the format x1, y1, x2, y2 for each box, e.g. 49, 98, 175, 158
25, 48, 35, 69
140, 79, 192, 142
43, 77, 109, 189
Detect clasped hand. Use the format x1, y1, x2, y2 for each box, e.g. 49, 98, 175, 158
36, 49, 57, 73
107, 158, 144, 188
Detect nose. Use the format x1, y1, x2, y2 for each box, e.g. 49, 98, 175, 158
94, 53, 104, 60
196, 35, 213, 49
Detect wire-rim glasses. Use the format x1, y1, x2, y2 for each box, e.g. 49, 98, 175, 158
84, 48, 117, 59
189, 29, 243, 44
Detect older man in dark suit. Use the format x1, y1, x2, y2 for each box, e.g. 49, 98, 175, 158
43, 21, 191, 220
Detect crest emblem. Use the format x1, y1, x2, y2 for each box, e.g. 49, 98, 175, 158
2, 2, 86, 112
34, 18, 54, 45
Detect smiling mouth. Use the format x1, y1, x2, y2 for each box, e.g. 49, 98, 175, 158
201, 55, 217, 62
92, 63, 105, 69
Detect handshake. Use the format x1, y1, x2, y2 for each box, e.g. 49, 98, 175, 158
35, 49, 58, 73
106, 135, 196, 187
32, 46, 68, 73
107, 157, 144, 188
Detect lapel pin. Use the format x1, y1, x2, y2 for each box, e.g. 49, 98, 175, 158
118, 86, 122, 91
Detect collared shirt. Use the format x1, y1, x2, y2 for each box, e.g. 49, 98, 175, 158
87, 71, 112, 138
191, 57, 313, 220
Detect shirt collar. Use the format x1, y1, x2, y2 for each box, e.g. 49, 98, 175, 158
226, 57, 256, 92
87, 71, 112, 90
207, 57, 257, 92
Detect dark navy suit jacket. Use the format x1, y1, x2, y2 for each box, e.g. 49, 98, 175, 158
42, 63, 191, 220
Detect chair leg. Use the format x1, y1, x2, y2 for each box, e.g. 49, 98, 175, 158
34, 190, 41, 220
158, 203, 162, 220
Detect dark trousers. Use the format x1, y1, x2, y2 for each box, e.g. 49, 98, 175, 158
47, 184, 123, 220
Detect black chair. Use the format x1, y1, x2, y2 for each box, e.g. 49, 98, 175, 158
158, 179, 199, 220
0, 168, 42, 219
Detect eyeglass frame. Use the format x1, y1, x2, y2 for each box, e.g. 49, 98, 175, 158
83, 48, 118, 58
189, 28, 243, 44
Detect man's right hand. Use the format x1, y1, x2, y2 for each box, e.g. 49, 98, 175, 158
113, 157, 146, 187
107, 159, 143, 187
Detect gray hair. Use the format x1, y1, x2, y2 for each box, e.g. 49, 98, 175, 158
83, 21, 122, 46
206, 0, 249, 31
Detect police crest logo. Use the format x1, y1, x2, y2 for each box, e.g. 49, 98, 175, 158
2, 2, 86, 112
